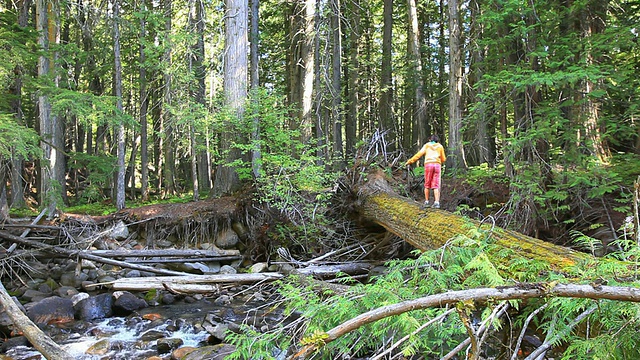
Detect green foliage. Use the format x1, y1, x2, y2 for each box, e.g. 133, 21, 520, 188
68, 152, 116, 203
0, 114, 40, 159
219, 88, 338, 215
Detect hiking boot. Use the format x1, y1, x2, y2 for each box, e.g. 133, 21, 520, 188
432, 202, 440, 209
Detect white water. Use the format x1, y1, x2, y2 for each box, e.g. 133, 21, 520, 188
5, 316, 210, 360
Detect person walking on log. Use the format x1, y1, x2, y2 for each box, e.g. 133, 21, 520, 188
405, 134, 447, 209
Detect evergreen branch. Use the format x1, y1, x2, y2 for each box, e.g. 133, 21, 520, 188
289, 283, 640, 359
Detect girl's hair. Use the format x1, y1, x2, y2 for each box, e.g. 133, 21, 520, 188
429, 134, 439, 143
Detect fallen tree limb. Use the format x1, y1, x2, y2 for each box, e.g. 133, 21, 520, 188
289, 283, 640, 359
0, 281, 74, 360
0, 230, 189, 276
107, 262, 373, 292
89, 248, 240, 258
106, 272, 285, 291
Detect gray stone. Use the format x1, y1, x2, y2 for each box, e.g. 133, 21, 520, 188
110, 220, 129, 240
74, 293, 114, 321
249, 262, 268, 273
26, 296, 74, 325
156, 338, 184, 354
219, 265, 237, 275
215, 228, 239, 249
113, 291, 147, 314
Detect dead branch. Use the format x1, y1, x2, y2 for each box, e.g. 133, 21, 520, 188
289, 283, 640, 359
524, 305, 598, 360
0, 230, 188, 276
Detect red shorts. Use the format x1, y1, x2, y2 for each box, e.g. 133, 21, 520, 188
424, 163, 441, 189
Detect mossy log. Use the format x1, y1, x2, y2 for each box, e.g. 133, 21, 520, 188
355, 171, 591, 270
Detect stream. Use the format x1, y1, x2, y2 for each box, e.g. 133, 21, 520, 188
2, 288, 288, 360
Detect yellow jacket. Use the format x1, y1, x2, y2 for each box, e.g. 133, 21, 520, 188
405, 142, 447, 166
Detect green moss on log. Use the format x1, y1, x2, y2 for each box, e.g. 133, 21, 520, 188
356, 176, 589, 271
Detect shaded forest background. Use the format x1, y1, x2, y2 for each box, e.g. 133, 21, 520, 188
0, 0, 639, 246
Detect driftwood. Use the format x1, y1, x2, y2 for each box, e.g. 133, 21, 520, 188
0, 282, 74, 360
0, 230, 189, 276
106, 273, 285, 291
354, 171, 591, 269
289, 283, 640, 359
89, 248, 240, 258
107, 262, 374, 292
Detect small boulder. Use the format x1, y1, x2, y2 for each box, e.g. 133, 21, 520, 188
74, 293, 113, 321
157, 338, 184, 354
113, 291, 147, 315
26, 296, 74, 325
215, 228, 239, 249
180, 344, 236, 360
109, 221, 129, 240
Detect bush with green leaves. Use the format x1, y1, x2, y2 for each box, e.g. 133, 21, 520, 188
215, 89, 339, 248
227, 219, 640, 359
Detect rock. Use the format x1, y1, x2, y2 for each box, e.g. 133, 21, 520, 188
25, 296, 74, 325
0, 336, 30, 353
74, 293, 113, 321
219, 265, 237, 275
113, 291, 147, 315
110, 220, 129, 240
204, 261, 221, 274
85, 338, 110, 355
157, 338, 184, 354
59, 271, 89, 287
55, 286, 79, 298
21, 289, 49, 302
167, 262, 209, 274
171, 346, 198, 360
161, 293, 176, 305
140, 329, 168, 342
124, 269, 141, 278
249, 262, 268, 273
215, 228, 239, 249
71, 292, 90, 305
80, 260, 98, 270
180, 344, 236, 360
213, 295, 231, 306
37, 283, 53, 295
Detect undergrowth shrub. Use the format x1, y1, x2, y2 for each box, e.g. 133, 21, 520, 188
227, 217, 640, 359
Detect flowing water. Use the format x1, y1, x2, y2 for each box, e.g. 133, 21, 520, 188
3, 291, 285, 360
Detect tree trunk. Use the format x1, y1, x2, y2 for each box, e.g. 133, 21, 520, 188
380, 0, 394, 143
113, 0, 126, 210
162, 0, 176, 197
345, 0, 360, 157
407, 0, 428, 145
250, 0, 262, 178
447, 0, 466, 170
212, 0, 248, 196
139, 2, 150, 202
331, 0, 343, 166
37, 0, 65, 216
354, 171, 589, 270
9, 0, 31, 210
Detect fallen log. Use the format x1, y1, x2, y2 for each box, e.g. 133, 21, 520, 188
0, 230, 189, 276
89, 248, 240, 258
354, 171, 590, 270
107, 262, 373, 292
107, 273, 285, 291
